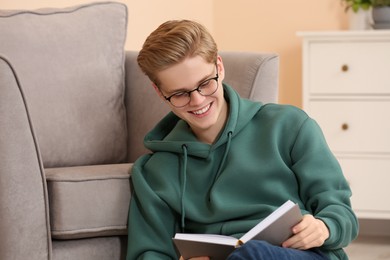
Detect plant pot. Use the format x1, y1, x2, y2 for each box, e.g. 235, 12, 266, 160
348, 9, 372, 30
372, 6, 390, 29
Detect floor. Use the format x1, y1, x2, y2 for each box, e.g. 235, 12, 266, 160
345, 235, 390, 259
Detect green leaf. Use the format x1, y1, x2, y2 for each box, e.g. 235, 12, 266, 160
352, 3, 360, 12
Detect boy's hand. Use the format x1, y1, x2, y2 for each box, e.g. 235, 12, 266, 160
282, 214, 329, 250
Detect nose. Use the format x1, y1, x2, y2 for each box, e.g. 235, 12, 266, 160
188, 90, 205, 106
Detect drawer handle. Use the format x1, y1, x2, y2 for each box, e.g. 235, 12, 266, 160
341, 123, 349, 131
341, 64, 349, 72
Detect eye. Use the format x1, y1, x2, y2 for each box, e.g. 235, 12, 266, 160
199, 79, 212, 88
172, 92, 188, 98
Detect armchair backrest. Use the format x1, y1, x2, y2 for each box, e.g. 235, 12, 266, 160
125, 51, 279, 162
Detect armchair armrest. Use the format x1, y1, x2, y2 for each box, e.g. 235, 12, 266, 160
220, 51, 279, 103
0, 56, 51, 260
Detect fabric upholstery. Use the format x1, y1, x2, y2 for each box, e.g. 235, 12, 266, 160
124, 51, 171, 162
220, 51, 279, 103
52, 236, 127, 260
46, 164, 131, 239
0, 2, 128, 168
0, 56, 51, 259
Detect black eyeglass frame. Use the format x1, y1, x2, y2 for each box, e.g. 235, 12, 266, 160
161, 65, 219, 108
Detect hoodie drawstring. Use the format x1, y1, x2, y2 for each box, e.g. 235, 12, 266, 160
179, 132, 233, 232
180, 144, 188, 232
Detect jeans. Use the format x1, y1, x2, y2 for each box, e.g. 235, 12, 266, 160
227, 240, 328, 260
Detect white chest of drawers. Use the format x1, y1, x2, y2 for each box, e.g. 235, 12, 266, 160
298, 31, 390, 219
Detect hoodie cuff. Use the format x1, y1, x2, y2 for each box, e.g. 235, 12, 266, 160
317, 217, 341, 248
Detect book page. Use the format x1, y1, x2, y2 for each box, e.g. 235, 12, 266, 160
239, 200, 301, 244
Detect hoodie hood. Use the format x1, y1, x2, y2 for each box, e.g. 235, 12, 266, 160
144, 84, 262, 156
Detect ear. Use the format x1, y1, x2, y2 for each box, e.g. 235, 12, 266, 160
216, 55, 225, 81
152, 82, 167, 101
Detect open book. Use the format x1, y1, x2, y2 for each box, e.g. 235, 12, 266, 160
173, 200, 302, 260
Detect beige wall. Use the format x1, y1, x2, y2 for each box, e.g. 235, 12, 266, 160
213, 0, 348, 106
1, 0, 348, 107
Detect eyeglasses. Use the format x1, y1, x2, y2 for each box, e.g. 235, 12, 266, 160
161, 65, 219, 108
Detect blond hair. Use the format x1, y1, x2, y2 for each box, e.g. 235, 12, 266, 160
137, 20, 218, 85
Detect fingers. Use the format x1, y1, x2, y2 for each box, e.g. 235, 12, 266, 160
282, 214, 329, 250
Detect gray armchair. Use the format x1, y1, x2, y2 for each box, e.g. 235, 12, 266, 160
0, 2, 279, 260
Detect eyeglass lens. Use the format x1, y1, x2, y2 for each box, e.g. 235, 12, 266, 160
169, 77, 218, 107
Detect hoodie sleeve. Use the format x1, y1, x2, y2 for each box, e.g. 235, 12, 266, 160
290, 117, 359, 249
126, 156, 179, 260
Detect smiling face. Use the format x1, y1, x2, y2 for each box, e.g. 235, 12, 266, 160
155, 55, 228, 144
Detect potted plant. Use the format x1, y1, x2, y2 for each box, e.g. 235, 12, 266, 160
342, 0, 372, 12
371, 0, 390, 28
341, 0, 373, 29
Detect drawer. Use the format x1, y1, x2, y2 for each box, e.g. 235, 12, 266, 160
338, 156, 390, 216
308, 41, 390, 94
308, 100, 390, 153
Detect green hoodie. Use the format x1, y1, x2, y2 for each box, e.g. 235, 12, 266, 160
127, 84, 358, 260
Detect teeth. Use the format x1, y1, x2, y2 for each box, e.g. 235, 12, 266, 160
193, 104, 210, 115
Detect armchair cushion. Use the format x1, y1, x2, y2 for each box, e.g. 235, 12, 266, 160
0, 2, 128, 167
46, 163, 132, 239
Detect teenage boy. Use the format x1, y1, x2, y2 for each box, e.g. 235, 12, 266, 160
127, 20, 358, 260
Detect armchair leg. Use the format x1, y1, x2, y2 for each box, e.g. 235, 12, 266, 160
0, 56, 52, 260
